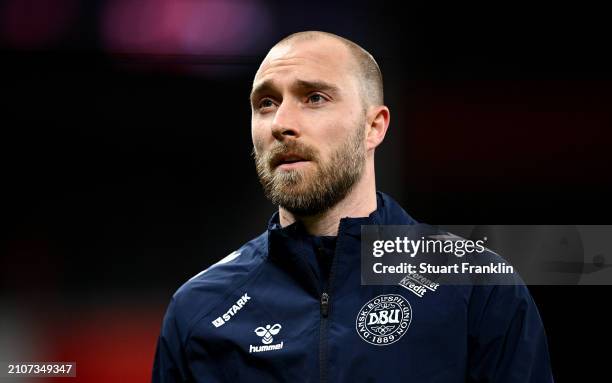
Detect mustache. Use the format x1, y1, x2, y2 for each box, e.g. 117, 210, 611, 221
262, 141, 318, 168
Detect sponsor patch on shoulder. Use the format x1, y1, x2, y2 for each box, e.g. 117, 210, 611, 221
211, 293, 251, 328
398, 273, 439, 298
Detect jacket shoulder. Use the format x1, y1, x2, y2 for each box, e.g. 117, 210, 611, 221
169, 232, 268, 340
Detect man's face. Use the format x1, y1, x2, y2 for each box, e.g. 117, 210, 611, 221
250, 38, 367, 216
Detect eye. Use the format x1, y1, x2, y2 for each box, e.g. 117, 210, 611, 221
307, 93, 327, 104
257, 98, 275, 110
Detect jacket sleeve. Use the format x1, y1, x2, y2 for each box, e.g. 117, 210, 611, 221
152, 297, 193, 383
467, 284, 554, 383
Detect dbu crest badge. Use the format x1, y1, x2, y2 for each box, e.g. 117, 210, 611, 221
355, 294, 412, 346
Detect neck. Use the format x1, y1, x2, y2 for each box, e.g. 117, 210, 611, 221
278, 163, 377, 236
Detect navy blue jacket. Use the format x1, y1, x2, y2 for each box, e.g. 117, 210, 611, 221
153, 192, 554, 382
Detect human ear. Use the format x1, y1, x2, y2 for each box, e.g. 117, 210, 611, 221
365, 105, 390, 150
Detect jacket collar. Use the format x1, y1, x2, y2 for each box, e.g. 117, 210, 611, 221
267, 191, 417, 261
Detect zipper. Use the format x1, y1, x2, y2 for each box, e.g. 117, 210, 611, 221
295, 241, 338, 383
319, 291, 329, 383
320, 292, 329, 317
319, 244, 338, 383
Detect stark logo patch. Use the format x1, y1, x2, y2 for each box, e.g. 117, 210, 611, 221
211, 293, 251, 328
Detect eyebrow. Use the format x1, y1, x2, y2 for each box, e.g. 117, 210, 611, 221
249, 79, 340, 103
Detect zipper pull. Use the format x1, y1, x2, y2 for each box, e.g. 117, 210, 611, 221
320, 292, 330, 317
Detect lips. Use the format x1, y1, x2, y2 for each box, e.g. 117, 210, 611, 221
280, 155, 305, 164
272, 153, 309, 168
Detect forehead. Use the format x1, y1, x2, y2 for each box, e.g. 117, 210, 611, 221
253, 38, 356, 90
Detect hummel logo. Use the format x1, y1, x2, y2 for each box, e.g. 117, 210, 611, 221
249, 323, 284, 353
211, 293, 251, 328
254, 324, 282, 344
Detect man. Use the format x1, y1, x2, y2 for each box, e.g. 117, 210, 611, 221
153, 31, 554, 382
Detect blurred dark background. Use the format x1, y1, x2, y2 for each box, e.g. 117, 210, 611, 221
2, 0, 610, 381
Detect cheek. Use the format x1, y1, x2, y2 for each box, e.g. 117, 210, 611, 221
318, 117, 352, 147
251, 121, 266, 151
252, 134, 265, 154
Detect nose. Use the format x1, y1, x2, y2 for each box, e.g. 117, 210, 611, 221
271, 100, 301, 141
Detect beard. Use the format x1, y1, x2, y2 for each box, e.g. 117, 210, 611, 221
253, 122, 366, 217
